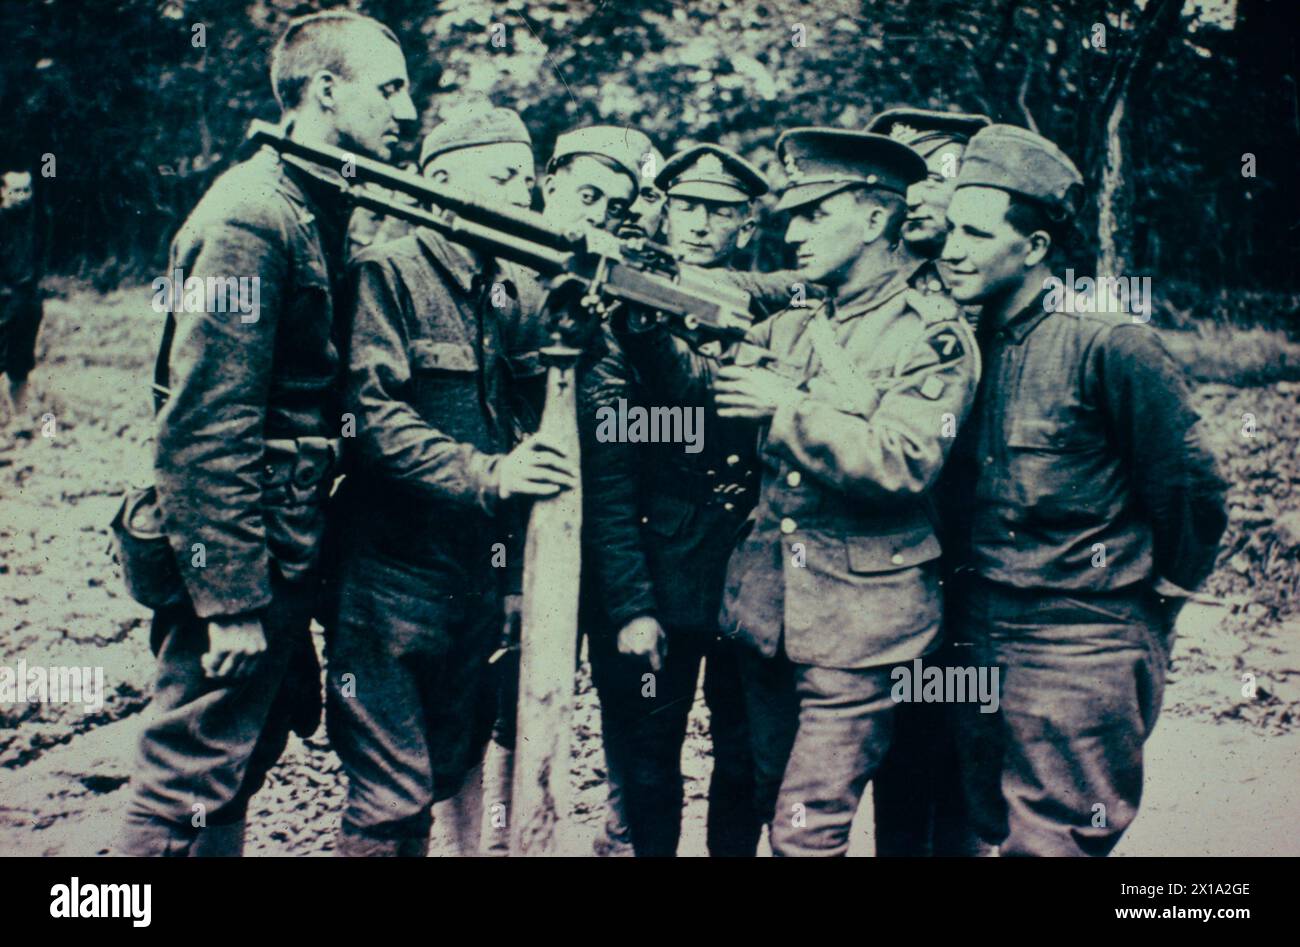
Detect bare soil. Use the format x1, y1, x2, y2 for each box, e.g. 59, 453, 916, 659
1, 284, 1297, 856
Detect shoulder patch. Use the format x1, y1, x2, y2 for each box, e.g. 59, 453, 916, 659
927, 327, 965, 363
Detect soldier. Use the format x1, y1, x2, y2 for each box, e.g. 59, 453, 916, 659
939, 124, 1228, 856
540, 125, 661, 238
324, 107, 577, 857
713, 128, 980, 857
119, 10, 417, 856
467, 124, 664, 858
0, 169, 41, 429
583, 144, 769, 857
863, 107, 991, 857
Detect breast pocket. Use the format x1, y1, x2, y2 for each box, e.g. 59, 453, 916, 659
410, 339, 483, 441
1005, 414, 1097, 523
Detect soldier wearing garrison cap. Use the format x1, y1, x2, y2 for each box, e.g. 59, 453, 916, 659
941, 124, 1227, 856
702, 127, 981, 856
324, 105, 577, 857
863, 107, 992, 858
580, 142, 771, 856
541, 124, 665, 240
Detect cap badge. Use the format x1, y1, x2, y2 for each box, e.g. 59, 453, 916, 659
889, 123, 920, 144
696, 154, 725, 178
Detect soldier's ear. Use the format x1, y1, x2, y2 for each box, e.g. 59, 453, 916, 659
306, 70, 338, 113
1024, 229, 1051, 268
860, 204, 888, 246
736, 216, 757, 250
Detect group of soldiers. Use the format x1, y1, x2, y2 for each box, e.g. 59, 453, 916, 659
118, 9, 1229, 858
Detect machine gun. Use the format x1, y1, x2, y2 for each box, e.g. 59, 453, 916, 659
245, 120, 755, 353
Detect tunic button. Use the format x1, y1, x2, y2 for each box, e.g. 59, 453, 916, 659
724, 502, 735, 512
985, 456, 994, 465
640, 516, 649, 525
780, 517, 797, 535
786, 471, 802, 487
726, 454, 740, 466
891, 553, 905, 566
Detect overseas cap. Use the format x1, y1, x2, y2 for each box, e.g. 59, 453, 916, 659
547, 125, 661, 190
774, 127, 926, 213
955, 123, 1084, 219
654, 144, 769, 203
866, 108, 992, 159
419, 107, 532, 170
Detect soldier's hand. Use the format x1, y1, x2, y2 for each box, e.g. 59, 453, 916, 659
715, 365, 799, 420
617, 616, 667, 673
498, 433, 578, 499
202, 615, 267, 681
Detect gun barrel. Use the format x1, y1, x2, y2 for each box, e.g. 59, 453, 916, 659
247, 120, 575, 253
344, 188, 570, 276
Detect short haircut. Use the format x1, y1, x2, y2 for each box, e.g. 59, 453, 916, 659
270, 11, 399, 112
850, 186, 908, 244
1004, 192, 1076, 259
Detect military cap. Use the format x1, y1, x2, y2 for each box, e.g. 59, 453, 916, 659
654, 144, 768, 203
419, 107, 532, 170
866, 108, 992, 159
547, 125, 661, 190
774, 128, 927, 213
955, 123, 1084, 219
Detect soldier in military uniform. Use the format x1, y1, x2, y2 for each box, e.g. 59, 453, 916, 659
713, 128, 981, 857
863, 108, 991, 857
119, 11, 417, 856
324, 108, 578, 858
464, 124, 665, 857
582, 144, 770, 857
940, 124, 1228, 856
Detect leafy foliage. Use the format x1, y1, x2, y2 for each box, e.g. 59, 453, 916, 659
0, 0, 1294, 298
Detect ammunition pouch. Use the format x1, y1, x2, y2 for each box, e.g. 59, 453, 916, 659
109, 485, 188, 611
110, 436, 343, 611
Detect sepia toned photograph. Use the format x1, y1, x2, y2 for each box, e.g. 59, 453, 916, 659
0, 0, 1295, 906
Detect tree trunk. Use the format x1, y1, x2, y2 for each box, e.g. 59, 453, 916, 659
1097, 91, 1127, 276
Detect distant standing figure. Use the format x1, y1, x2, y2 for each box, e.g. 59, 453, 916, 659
0, 169, 43, 428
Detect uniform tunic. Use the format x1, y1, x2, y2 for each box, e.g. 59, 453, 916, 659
325, 228, 544, 850
123, 148, 353, 854
945, 293, 1228, 856
722, 257, 980, 856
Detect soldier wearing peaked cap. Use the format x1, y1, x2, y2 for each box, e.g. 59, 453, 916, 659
705, 128, 980, 856
867, 108, 991, 263
862, 107, 992, 858
581, 142, 770, 856
323, 106, 578, 858
940, 124, 1227, 856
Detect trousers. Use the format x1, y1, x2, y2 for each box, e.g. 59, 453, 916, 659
120, 570, 320, 856
737, 644, 896, 857
589, 627, 760, 857
950, 579, 1172, 857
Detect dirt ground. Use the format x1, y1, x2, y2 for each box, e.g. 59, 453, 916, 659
1, 284, 1297, 856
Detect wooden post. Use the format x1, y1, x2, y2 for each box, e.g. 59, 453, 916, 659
510, 344, 582, 855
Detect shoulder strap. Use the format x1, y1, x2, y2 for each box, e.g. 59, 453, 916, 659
803, 299, 860, 394
151, 313, 175, 414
